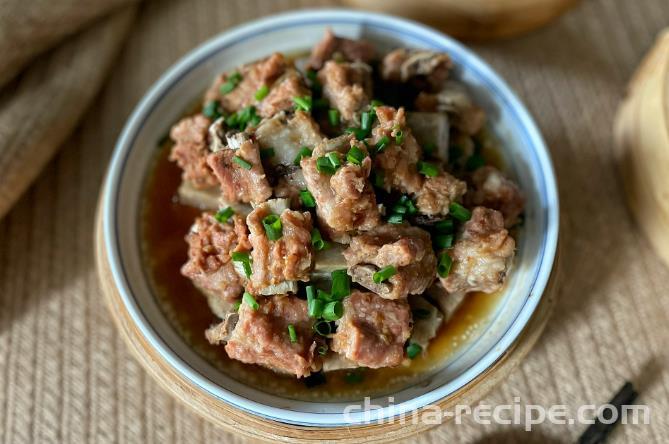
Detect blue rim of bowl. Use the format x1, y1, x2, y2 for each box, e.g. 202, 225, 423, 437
103, 9, 559, 427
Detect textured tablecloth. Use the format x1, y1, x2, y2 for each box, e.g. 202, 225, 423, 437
1, 0, 668, 442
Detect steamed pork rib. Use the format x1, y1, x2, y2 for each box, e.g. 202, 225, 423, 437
206, 133, 272, 205
164, 30, 526, 380
381, 48, 452, 91
222, 295, 321, 377
246, 202, 313, 293
181, 213, 251, 303
318, 60, 372, 122
301, 137, 380, 239
467, 166, 525, 228
331, 291, 412, 368
169, 115, 218, 189
204, 52, 309, 119
440, 207, 516, 294
308, 28, 375, 70
344, 224, 437, 300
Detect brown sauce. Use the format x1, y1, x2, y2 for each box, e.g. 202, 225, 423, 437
140, 141, 505, 402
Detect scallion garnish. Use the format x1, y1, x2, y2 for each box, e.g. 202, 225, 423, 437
254, 84, 269, 101
220, 71, 242, 94
406, 342, 422, 359
449, 202, 472, 221
316, 156, 336, 175
230, 251, 252, 277
293, 146, 313, 165
214, 207, 235, 223
308, 298, 324, 318
370, 99, 383, 110
317, 344, 328, 356
300, 189, 316, 208
313, 320, 332, 336
311, 228, 326, 250
233, 156, 252, 170
346, 146, 365, 165
287, 324, 298, 343
328, 109, 340, 127
322, 301, 343, 321
243, 291, 259, 311
262, 214, 283, 240
203, 100, 222, 119
373, 266, 397, 283
260, 147, 275, 159
418, 161, 439, 177
394, 127, 404, 145
388, 214, 404, 224
433, 234, 454, 250
360, 111, 373, 131
326, 152, 341, 169
345, 127, 368, 140
293, 95, 312, 112
375, 135, 390, 153
434, 219, 454, 233
317, 289, 333, 302
437, 252, 453, 277
233, 300, 242, 311
330, 269, 350, 299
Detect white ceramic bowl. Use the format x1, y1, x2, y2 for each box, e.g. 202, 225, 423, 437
102, 9, 559, 427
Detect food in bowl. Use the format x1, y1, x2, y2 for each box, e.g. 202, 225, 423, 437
143, 30, 525, 393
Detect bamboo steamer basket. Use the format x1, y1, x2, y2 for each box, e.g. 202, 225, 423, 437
95, 197, 560, 443
340, 0, 581, 40
615, 29, 669, 269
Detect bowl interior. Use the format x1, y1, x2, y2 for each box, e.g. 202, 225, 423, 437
103, 10, 558, 426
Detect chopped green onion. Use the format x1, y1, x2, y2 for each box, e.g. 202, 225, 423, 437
306, 285, 316, 302
412, 308, 431, 320
434, 219, 454, 233
233, 156, 252, 170
317, 344, 328, 356
316, 156, 337, 175
288, 324, 298, 343
328, 109, 340, 126
466, 153, 486, 171
394, 128, 404, 145
203, 100, 222, 119
370, 99, 384, 110
373, 266, 397, 283
214, 207, 235, 223
437, 252, 453, 277
392, 204, 407, 215
243, 291, 259, 310
220, 72, 242, 94
249, 114, 261, 127
375, 135, 390, 153
449, 202, 472, 221
433, 234, 454, 250
423, 142, 436, 157
418, 161, 439, 177
225, 113, 239, 128
262, 214, 283, 240
313, 320, 332, 336
372, 170, 385, 188
345, 127, 368, 140
344, 371, 364, 384
293, 146, 313, 165
293, 95, 312, 112
254, 84, 269, 101
388, 214, 404, 224
361, 111, 373, 131
406, 343, 422, 359
233, 300, 242, 311
405, 199, 417, 215
317, 289, 333, 302
230, 251, 252, 277
300, 189, 316, 208
347, 146, 365, 165
326, 152, 341, 169
260, 147, 275, 159
308, 298, 324, 318
322, 301, 343, 321
330, 269, 350, 299
311, 228, 326, 250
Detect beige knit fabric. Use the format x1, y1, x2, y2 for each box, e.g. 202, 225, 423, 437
1, 0, 668, 443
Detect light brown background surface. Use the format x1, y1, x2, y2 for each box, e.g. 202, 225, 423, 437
1, 0, 668, 442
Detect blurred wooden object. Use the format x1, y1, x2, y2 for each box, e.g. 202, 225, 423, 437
340, 0, 580, 40
615, 29, 669, 268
